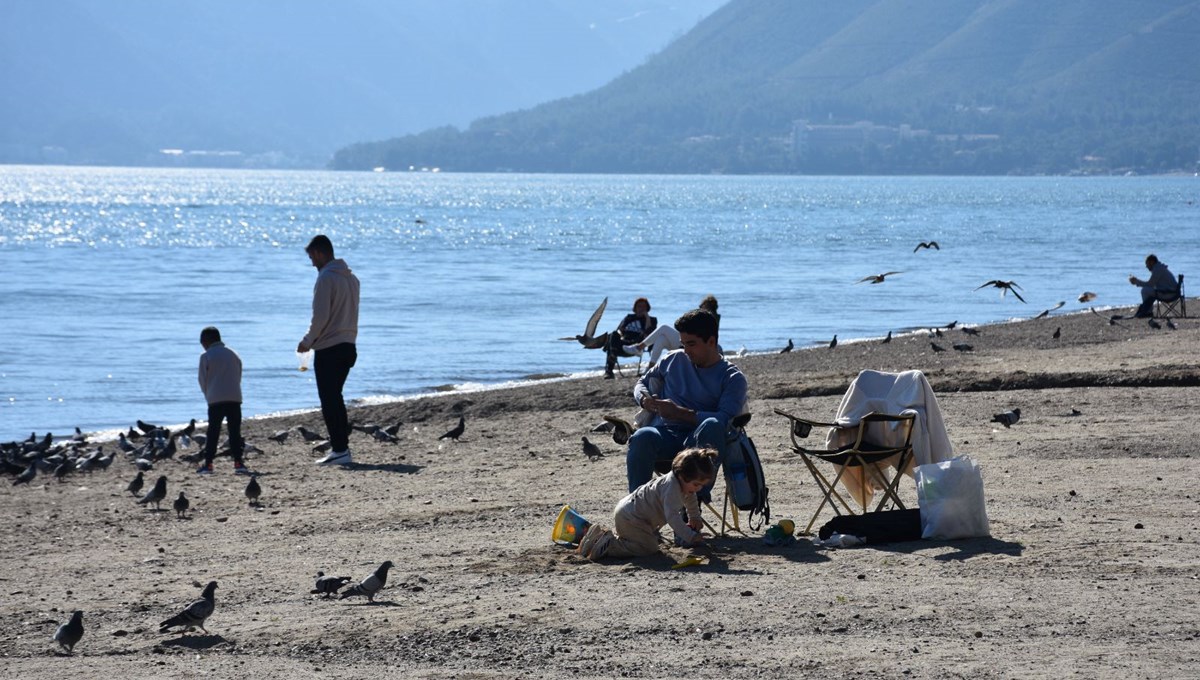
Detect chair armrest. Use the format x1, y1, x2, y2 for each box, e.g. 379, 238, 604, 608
774, 408, 839, 439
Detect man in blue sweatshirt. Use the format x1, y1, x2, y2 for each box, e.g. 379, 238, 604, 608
627, 309, 747, 503
1130, 254, 1179, 318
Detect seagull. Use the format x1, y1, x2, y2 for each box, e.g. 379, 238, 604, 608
126, 471, 145, 496
1148, 318, 1162, 330
961, 327, 979, 336
138, 475, 168, 510
438, 415, 466, 441
173, 492, 189, 519
267, 430, 290, 444
1053, 327, 1061, 339
53, 610, 84, 654
602, 415, 635, 446
930, 342, 947, 353
780, 339, 793, 354
975, 280, 1026, 303
881, 331, 892, 344
991, 408, 1021, 428
828, 335, 838, 349
1078, 291, 1097, 303
245, 475, 261, 507
312, 572, 352, 598
561, 297, 609, 349
913, 241, 940, 252
339, 561, 393, 603
1035, 301, 1066, 318
581, 437, 603, 461
952, 343, 974, 352
856, 271, 903, 284
160, 581, 217, 634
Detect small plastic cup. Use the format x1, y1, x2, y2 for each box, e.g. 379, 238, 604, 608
297, 350, 313, 372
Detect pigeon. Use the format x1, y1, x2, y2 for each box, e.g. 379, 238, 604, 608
856, 271, 902, 284
1078, 291, 1097, 303
12, 462, 36, 486
311, 440, 333, 454
53, 610, 84, 654
297, 425, 325, 443
173, 492, 189, 519
126, 471, 145, 496
312, 572, 351, 598
563, 297, 609, 349
1166, 318, 1177, 330
1053, 327, 1061, 339
930, 342, 947, 353
157, 437, 178, 460
1148, 318, 1162, 330
117, 433, 136, 453
780, 339, 793, 353
53, 459, 73, 482
339, 561, 393, 602
245, 475, 261, 506
975, 280, 1026, 303
384, 420, 405, 437
267, 429, 290, 444
138, 475, 168, 510
952, 343, 974, 352
1035, 301, 1066, 318
991, 408, 1022, 428
125, 427, 142, 442
913, 241, 940, 252
1089, 307, 1126, 327
351, 422, 381, 435
438, 415, 466, 441
372, 428, 399, 443
71, 427, 87, 443
961, 327, 979, 336
933, 328, 943, 337
602, 415, 635, 446
581, 437, 603, 461
134, 457, 155, 471
177, 419, 197, 439
160, 581, 217, 634
136, 419, 159, 435
881, 331, 892, 344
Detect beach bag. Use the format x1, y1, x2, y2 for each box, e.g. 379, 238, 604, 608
915, 455, 990, 539
724, 430, 770, 530
818, 509, 923, 543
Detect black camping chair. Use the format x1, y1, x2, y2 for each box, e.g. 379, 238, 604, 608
1155, 274, 1186, 318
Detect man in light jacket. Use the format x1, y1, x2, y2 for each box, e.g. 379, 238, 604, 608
197, 326, 247, 475
297, 235, 361, 466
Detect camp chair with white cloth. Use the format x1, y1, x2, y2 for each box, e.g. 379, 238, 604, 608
775, 369, 953, 535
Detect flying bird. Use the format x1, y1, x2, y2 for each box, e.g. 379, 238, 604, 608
126, 471, 144, 496
913, 241, 940, 252
438, 415, 466, 441
312, 572, 351, 598
245, 475, 261, 507
339, 561, 393, 603
1035, 301, 1066, 319
975, 280, 1026, 303
173, 492, 189, 519
881, 331, 892, 344
602, 415, 635, 446
780, 339, 793, 354
138, 475, 168, 510
160, 581, 217, 634
1053, 327, 1061, 339
991, 408, 1021, 428
856, 271, 903, 284
1078, 291, 1097, 303
828, 335, 838, 349
53, 610, 84, 654
581, 436, 603, 461
930, 342, 947, 353
561, 297, 610, 349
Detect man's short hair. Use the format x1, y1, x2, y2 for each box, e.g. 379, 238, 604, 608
674, 308, 718, 341
306, 234, 334, 256
200, 326, 221, 344
1146, 254, 1159, 267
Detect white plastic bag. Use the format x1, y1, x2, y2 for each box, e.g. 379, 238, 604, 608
915, 455, 990, 539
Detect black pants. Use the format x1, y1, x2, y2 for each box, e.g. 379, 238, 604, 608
203, 401, 243, 466
315, 342, 357, 452
604, 333, 640, 374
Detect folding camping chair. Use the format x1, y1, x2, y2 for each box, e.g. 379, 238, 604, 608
1155, 274, 1186, 318
775, 409, 915, 536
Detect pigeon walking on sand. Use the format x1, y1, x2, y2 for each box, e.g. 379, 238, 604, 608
438, 416, 466, 441
173, 492, 189, 519
581, 437, 603, 462
881, 331, 892, 344
312, 572, 351, 598
297, 425, 325, 443
53, 610, 84, 654
828, 335, 838, 349
961, 327, 980, 336
930, 342, 947, 353
267, 429, 290, 444
245, 474, 261, 507
991, 408, 1022, 428
780, 339, 793, 353
12, 462, 36, 486
339, 561, 393, 603
1053, 327, 1061, 339
159, 581, 217, 634
138, 475, 168, 510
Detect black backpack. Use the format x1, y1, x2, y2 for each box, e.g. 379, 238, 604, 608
724, 415, 770, 530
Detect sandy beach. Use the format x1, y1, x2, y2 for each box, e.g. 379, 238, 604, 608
2, 305, 1197, 679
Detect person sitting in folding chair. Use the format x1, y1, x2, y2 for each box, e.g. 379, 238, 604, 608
1130, 254, 1178, 318
604, 297, 657, 379
625, 309, 747, 505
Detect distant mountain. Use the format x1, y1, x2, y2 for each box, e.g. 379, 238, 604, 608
333, 0, 1200, 175
0, 0, 726, 167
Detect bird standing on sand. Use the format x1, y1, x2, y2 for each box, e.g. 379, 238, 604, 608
991, 408, 1021, 428
780, 339, 793, 353
856, 271, 903, 284
138, 475, 168, 510
160, 581, 217, 634
961, 327, 979, 336
245, 475, 261, 507
438, 416, 466, 441
12, 462, 36, 486
173, 492, 189, 519
340, 561, 393, 603
952, 343, 974, 352
930, 342, 947, 353
975, 280, 1026, 303
53, 610, 84, 654
581, 437, 603, 461
913, 241, 940, 252
1148, 318, 1162, 330
267, 429, 290, 444
944, 320, 958, 329
137, 419, 159, 435
312, 572, 351, 598
881, 331, 892, 344
297, 425, 325, 443
1053, 327, 1061, 339
828, 335, 838, 349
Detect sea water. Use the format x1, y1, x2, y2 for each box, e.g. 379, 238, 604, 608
0, 166, 1195, 440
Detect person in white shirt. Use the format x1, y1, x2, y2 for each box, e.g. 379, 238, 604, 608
197, 326, 247, 475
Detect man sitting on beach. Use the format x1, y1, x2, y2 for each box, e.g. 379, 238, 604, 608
625, 309, 747, 503
1129, 254, 1178, 318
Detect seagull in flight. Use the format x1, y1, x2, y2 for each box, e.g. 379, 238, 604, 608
856, 271, 903, 284
913, 241, 940, 252
561, 297, 609, 349
1034, 301, 1066, 318
975, 280, 1026, 303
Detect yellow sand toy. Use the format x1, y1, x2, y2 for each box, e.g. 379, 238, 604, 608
671, 555, 707, 569
551, 505, 591, 546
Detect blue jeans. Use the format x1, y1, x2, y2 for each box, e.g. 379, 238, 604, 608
625, 417, 728, 502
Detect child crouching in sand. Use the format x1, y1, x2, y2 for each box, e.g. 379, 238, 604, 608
578, 447, 717, 561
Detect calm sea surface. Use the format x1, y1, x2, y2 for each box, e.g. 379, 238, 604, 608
0, 166, 1195, 440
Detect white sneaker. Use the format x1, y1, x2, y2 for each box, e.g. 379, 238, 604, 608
623, 344, 643, 355
315, 450, 352, 466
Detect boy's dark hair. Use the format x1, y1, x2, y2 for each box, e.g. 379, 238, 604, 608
200, 326, 221, 344
674, 308, 718, 341
672, 447, 718, 484
306, 234, 335, 256
699, 295, 718, 314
